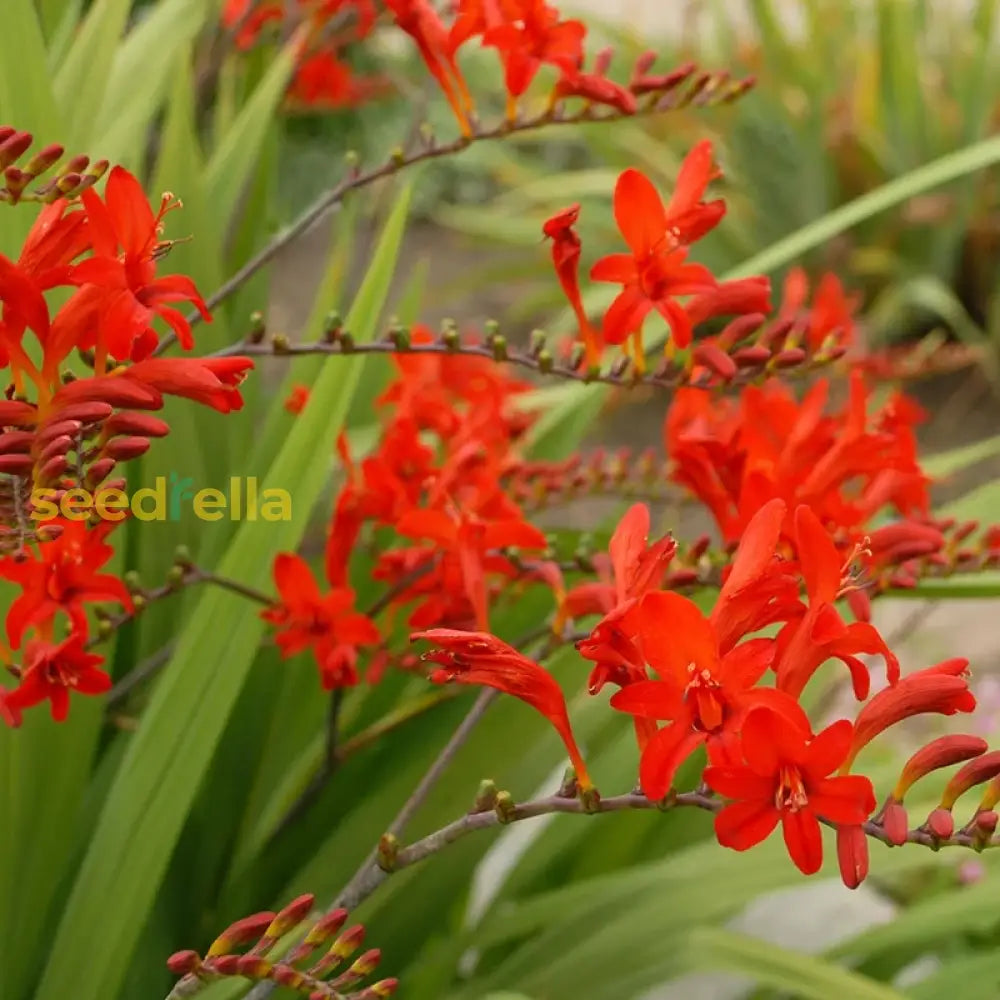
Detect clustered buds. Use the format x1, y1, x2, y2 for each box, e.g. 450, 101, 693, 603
0, 127, 108, 204
166, 895, 398, 1000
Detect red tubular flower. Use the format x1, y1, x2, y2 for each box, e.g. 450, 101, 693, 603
844, 658, 975, 772
894, 734, 988, 802
836, 824, 869, 889
414, 628, 592, 789
121, 357, 254, 413
46, 167, 211, 372
0, 519, 132, 648
385, 0, 473, 135
261, 553, 379, 689
773, 505, 898, 700
552, 68, 637, 114
874, 735, 988, 847
704, 701, 876, 875
0, 632, 109, 725
938, 751, 1000, 811
665, 372, 931, 552
542, 204, 601, 367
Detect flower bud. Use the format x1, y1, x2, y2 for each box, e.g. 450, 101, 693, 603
926, 807, 954, 840
166, 950, 201, 975
206, 911, 275, 958
104, 435, 151, 461
836, 824, 869, 888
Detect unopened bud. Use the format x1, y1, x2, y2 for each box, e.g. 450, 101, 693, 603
473, 779, 499, 812
166, 950, 202, 975
206, 911, 275, 958
377, 833, 400, 872
494, 790, 517, 824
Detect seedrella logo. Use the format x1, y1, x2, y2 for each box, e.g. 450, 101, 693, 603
31, 473, 292, 522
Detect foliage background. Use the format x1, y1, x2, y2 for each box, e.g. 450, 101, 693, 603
2, 2, 1000, 1000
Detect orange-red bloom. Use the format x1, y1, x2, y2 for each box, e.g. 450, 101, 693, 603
0, 632, 109, 726
415, 627, 592, 789
704, 701, 876, 875
49, 167, 211, 372
773, 505, 898, 700
609, 500, 797, 797
591, 161, 719, 359
0, 519, 132, 648
262, 553, 379, 689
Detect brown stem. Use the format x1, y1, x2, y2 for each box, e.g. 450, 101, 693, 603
209, 332, 839, 394
155, 83, 750, 357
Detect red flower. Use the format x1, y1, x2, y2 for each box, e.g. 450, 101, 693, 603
261, 553, 379, 689
287, 52, 389, 109
773, 505, 898, 700
843, 658, 975, 773
481, 0, 586, 116
397, 501, 546, 630
778, 268, 859, 352
0, 519, 132, 648
415, 627, 592, 789
284, 383, 310, 415
575, 503, 676, 695
704, 701, 876, 875
0, 632, 110, 726
608, 501, 795, 798
590, 146, 729, 362
543, 204, 601, 367
46, 166, 211, 371
385, 0, 473, 135
665, 373, 931, 555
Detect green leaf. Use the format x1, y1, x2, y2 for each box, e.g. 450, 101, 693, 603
31, 186, 411, 1000
53, 0, 132, 149
923, 434, 1000, 479
679, 927, 910, 1000
727, 132, 1000, 279
89, 0, 210, 163
831, 877, 1000, 963
204, 33, 299, 227
0, 0, 62, 143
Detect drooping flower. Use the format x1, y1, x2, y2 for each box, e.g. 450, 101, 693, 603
415, 627, 592, 789
384, 0, 474, 135
261, 553, 379, 689
543, 204, 601, 367
704, 701, 876, 875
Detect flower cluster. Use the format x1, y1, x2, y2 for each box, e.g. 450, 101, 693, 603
222, 1, 389, 110
387, 0, 749, 136
261, 324, 547, 688
0, 135, 253, 726
545, 142, 773, 369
